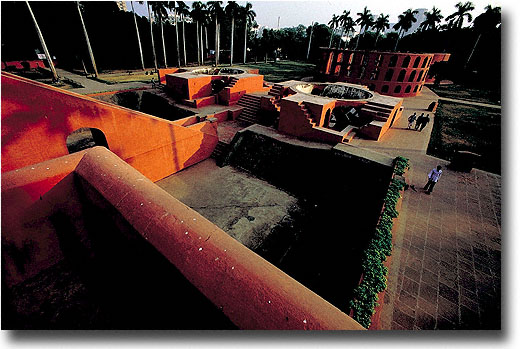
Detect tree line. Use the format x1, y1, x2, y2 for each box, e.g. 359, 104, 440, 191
1, 1, 500, 89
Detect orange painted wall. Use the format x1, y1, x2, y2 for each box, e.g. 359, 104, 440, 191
319, 49, 450, 98
1, 72, 218, 182
158, 68, 181, 84
218, 75, 266, 105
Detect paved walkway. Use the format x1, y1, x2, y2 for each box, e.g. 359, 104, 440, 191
56, 68, 149, 95
352, 87, 501, 330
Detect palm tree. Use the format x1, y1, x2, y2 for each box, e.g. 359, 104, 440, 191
207, 1, 224, 66
306, 22, 316, 60
76, 2, 99, 77
339, 10, 355, 49
166, 2, 181, 67
25, 1, 59, 81
419, 7, 443, 32
355, 6, 373, 50
177, 1, 190, 66
393, 8, 418, 51
328, 14, 339, 48
191, 1, 205, 65
225, 1, 241, 66
445, 1, 475, 29
465, 5, 500, 69
242, 2, 256, 64
130, 1, 145, 70
146, 1, 158, 71
373, 13, 390, 48
150, 2, 169, 67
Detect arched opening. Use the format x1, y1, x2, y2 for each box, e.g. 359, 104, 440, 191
368, 84, 376, 91
323, 109, 331, 127
384, 69, 394, 81
401, 56, 411, 68
66, 127, 109, 154
413, 85, 419, 92
421, 57, 428, 68
408, 70, 416, 82
405, 85, 411, 93
381, 85, 389, 93
397, 69, 406, 82
417, 71, 424, 81
394, 85, 401, 94
370, 69, 380, 80
388, 55, 398, 67
413, 56, 421, 68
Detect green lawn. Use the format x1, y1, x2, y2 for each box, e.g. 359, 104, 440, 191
429, 84, 501, 106
240, 60, 316, 83
427, 100, 501, 174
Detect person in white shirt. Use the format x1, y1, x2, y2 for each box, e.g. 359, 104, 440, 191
424, 165, 443, 194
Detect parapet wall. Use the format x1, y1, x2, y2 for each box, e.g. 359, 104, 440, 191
1, 147, 364, 330
1, 72, 217, 182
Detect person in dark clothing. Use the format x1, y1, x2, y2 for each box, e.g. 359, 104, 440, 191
419, 114, 430, 131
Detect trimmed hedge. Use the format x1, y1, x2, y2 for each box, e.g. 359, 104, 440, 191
348, 156, 409, 328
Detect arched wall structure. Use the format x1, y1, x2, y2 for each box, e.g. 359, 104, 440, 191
319, 48, 450, 98
1, 72, 218, 182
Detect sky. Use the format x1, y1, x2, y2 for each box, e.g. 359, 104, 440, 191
127, 0, 502, 29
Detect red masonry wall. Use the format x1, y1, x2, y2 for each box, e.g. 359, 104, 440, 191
1, 72, 218, 182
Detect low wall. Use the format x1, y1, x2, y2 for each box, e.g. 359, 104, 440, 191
1, 72, 217, 182
2, 147, 365, 330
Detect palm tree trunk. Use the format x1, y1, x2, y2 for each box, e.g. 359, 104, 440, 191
205, 27, 208, 51
76, 2, 98, 77
393, 30, 402, 51
147, 2, 158, 72
215, 17, 219, 66
337, 27, 344, 49
355, 26, 362, 50
374, 31, 380, 48
182, 15, 187, 66
464, 33, 481, 70
25, 1, 59, 81
243, 20, 248, 64
328, 28, 335, 48
306, 23, 314, 60
174, 9, 181, 67
230, 16, 234, 66
196, 21, 200, 65
160, 14, 167, 67
201, 25, 205, 65
131, 1, 145, 70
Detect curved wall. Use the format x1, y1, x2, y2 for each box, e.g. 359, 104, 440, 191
319, 48, 450, 98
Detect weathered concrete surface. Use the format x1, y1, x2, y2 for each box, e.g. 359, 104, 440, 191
156, 159, 298, 250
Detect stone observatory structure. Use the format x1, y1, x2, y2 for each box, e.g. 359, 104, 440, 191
318, 48, 450, 98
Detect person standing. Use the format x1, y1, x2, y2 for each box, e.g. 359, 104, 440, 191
419, 114, 430, 132
424, 165, 443, 194
407, 112, 417, 129
415, 113, 424, 131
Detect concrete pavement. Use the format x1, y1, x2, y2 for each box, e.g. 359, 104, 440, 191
353, 87, 501, 330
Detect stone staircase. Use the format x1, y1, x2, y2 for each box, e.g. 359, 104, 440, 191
236, 94, 262, 125
210, 140, 231, 166
228, 77, 239, 88
359, 100, 395, 121
299, 102, 316, 127
267, 83, 285, 112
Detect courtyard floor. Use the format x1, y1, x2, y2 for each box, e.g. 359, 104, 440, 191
351, 87, 501, 330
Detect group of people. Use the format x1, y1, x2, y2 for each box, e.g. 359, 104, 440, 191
407, 112, 430, 131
